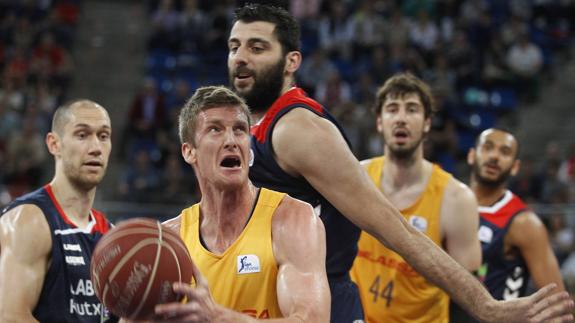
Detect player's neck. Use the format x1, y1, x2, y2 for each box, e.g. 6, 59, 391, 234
470, 179, 507, 206
198, 183, 258, 253
49, 176, 96, 227
382, 148, 427, 190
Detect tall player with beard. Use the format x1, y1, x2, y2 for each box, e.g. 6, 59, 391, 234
468, 128, 565, 300
228, 3, 573, 323
349, 73, 481, 323
0, 100, 116, 322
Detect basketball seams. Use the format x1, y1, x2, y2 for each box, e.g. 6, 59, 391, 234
91, 218, 194, 320
130, 222, 164, 319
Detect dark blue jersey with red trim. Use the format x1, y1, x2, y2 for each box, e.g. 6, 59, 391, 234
477, 190, 529, 300
250, 87, 360, 278
1, 184, 116, 322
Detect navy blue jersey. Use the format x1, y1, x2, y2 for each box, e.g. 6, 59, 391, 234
477, 190, 529, 300
1, 185, 116, 323
250, 87, 360, 278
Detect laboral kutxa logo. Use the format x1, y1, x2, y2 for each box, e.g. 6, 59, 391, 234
237, 254, 261, 274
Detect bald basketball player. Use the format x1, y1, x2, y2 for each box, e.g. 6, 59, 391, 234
148, 86, 329, 322
0, 100, 116, 322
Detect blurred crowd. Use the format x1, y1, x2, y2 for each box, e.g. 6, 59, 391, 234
0, 0, 78, 206
0, 0, 574, 296
118, 0, 574, 206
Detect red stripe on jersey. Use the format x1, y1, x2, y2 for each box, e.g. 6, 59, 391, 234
251, 87, 324, 143
480, 191, 527, 228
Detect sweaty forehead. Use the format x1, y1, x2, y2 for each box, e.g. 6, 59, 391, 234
230, 21, 277, 43
66, 104, 111, 129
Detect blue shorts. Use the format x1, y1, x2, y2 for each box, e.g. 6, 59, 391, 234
329, 274, 364, 323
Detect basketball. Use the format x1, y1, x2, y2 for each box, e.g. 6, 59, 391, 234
90, 217, 194, 320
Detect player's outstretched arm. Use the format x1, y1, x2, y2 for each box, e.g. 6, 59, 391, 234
271, 108, 574, 322
0, 205, 51, 323
508, 211, 565, 292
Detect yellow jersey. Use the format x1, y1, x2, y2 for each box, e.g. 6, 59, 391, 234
180, 188, 284, 319
350, 156, 452, 323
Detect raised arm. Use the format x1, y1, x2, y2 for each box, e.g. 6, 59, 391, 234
271, 195, 330, 322
440, 178, 482, 271
271, 108, 573, 322
508, 211, 565, 292
0, 205, 52, 323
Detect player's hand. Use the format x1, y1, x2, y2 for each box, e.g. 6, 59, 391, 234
491, 284, 574, 323
152, 261, 220, 323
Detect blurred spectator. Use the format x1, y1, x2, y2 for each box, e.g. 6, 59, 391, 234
349, 0, 386, 59
149, 0, 180, 51
540, 159, 569, 204
298, 48, 337, 94
317, 0, 353, 59
118, 149, 161, 202
4, 114, 47, 197
558, 143, 575, 202
0, 75, 25, 111
506, 32, 543, 102
178, 0, 208, 54
385, 8, 411, 49
124, 77, 167, 159
548, 213, 575, 265
157, 153, 198, 204
509, 157, 544, 203
409, 10, 439, 57
315, 69, 352, 111
29, 31, 74, 89
446, 30, 476, 88
290, 0, 321, 21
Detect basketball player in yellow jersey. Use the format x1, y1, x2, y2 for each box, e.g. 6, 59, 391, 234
153, 86, 330, 322
350, 73, 482, 323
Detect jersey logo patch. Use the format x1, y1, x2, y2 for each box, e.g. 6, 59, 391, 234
408, 215, 427, 233
237, 255, 261, 274
478, 225, 493, 243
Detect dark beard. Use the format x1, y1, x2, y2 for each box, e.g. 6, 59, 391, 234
387, 136, 423, 162
230, 57, 286, 114
472, 162, 512, 188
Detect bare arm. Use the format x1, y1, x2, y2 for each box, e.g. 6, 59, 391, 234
151, 204, 329, 323
440, 178, 482, 271
507, 211, 565, 292
271, 108, 573, 322
272, 196, 330, 322
0, 205, 52, 323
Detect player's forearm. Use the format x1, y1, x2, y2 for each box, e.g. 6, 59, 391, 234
392, 226, 497, 322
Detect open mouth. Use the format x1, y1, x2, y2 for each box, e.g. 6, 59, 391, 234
235, 66, 253, 80
84, 161, 103, 167
220, 156, 241, 168
393, 129, 409, 139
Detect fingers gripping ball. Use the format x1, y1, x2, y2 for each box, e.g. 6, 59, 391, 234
90, 218, 194, 320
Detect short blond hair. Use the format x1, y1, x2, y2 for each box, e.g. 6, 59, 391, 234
178, 86, 251, 145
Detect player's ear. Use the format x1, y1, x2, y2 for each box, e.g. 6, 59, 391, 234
46, 132, 60, 156
182, 142, 197, 165
285, 51, 301, 73
511, 159, 521, 176
467, 148, 476, 166
376, 115, 383, 134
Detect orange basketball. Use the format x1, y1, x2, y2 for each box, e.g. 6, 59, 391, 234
90, 217, 193, 320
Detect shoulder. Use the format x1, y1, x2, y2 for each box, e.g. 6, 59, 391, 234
441, 175, 478, 220
510, 210, 545, 233
0, 204, 51, 256
272, 195, 322, 235
1, 204, 50, 234
444, 176, 476, 204
162, 214, 182, 234
273, 107, 332, 136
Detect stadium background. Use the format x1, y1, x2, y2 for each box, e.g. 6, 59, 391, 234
1, 0, 574, 295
